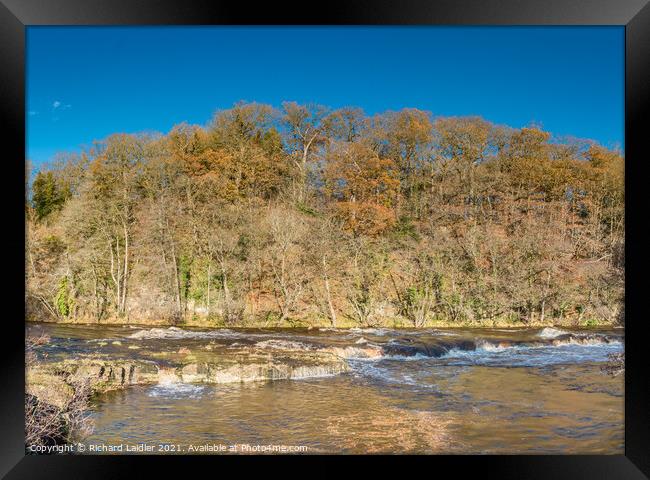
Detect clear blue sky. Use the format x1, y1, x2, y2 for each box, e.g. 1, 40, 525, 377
27, 26, 624, 165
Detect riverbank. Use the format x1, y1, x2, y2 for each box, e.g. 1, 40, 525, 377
26, 314, 621, 329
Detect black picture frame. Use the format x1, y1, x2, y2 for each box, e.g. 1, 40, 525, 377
1, 0, 648, 477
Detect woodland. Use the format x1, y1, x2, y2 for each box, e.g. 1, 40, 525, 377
26, 102, 624, 327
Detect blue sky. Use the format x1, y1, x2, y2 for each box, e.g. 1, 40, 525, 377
27, 26, 624, 166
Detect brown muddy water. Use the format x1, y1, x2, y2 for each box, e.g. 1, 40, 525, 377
27, 323, 624, 454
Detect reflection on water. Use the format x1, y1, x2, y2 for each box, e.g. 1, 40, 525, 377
87, 364, 623, 454
27, 323, 624, 454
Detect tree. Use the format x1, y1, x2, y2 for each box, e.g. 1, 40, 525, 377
391, 249, 442, 327
500, 126, 552, 196
31, 171, 69, 222
434, 116, 493, 200
323, 107, 367, 143
324, 141, 400, 236
265, 208, 309, 324
85, 134, 146, 317
374, 109, 433, 202
203, 104, 290, 201
305, 216, 344, 327
282, 101, 328, 200
344, 238, 391, 327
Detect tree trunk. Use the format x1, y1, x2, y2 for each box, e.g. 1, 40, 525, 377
322, 257, 337, 327
109, 237, 121, 315
170, 241, 182, 320
121, 222, 129, 316
207, 262, 211, 316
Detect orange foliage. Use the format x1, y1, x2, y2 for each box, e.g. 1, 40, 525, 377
334, 201, 396, 236
324, 142, 399, 235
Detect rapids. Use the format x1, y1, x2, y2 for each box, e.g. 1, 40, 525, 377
26, 323, 624, 454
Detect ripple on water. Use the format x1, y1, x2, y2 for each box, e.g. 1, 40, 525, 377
147, 383, 207, 399
128, 326, 238, 340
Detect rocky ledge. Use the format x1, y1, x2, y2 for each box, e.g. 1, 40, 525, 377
27, 346, 351, 407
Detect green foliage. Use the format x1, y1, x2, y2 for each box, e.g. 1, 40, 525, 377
235, 234, 251, 261
295, 202, 320, 217
32, 171, 69, 221
392, 216, 420, 241
396, 265, 442, 327
179, 254, 193, 302
42, 235, 66, 255
260, 128, 283, 155
54, 277, 73, 318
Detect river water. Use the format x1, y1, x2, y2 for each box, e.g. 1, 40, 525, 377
27, 323, 624, 454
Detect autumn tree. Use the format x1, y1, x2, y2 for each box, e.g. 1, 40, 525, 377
205, 104, 290, 201
374, 109, 433, 204
323, 107, 367, 143
433, 116, 493, 201
282, 101, 328, 200
324, 141, 400, 236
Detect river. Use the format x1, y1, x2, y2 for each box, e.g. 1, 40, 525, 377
26, 323, 624, 454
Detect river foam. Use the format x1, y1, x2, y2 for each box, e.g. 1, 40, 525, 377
128, 326, 237, 340
122, 325, 622, 367
538, 327, 570, 338
255, 339, 314, 351
148, 383, 207, 399
349, 332, 622, 364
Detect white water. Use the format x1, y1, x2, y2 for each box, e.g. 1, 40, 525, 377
537, 327, 570, 338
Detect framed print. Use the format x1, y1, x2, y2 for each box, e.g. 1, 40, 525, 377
1, 0, 648, 477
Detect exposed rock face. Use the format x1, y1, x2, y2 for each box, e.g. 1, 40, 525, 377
322, 345, 383, 359
27, 358, 160, 406
175, 359, 348, 384
26, 347, 351, 407
176, 346, 350, 384
69, 358, 160, 388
